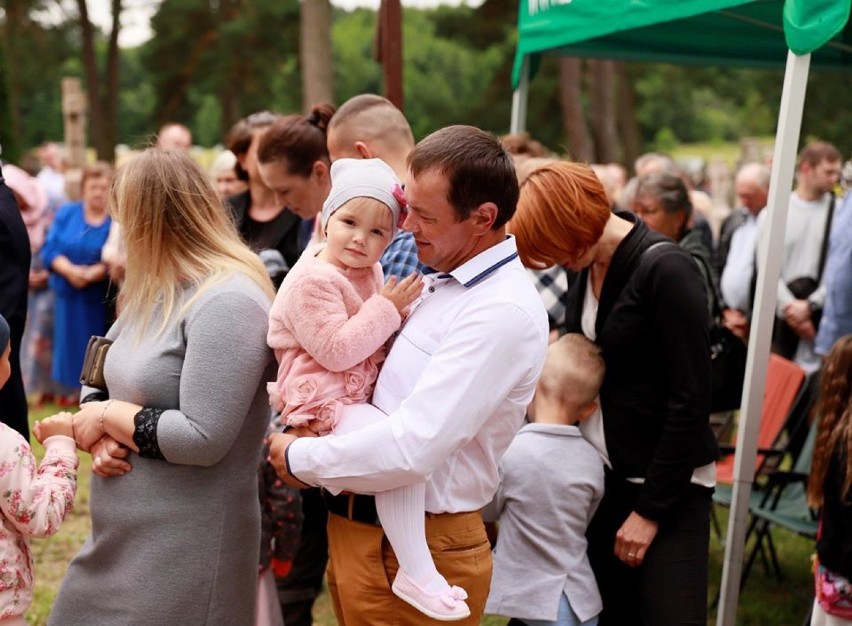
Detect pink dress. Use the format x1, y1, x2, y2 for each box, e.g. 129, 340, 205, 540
0, 423, 77, 620
267, 244, 403, 434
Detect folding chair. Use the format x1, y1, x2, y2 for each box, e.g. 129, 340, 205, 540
740, 413, 820, 587
711, 355, 808, 538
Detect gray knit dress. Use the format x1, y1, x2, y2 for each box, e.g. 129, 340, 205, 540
49, 275, 275, 626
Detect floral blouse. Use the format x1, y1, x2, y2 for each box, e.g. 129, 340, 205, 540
0, 423, 78, 620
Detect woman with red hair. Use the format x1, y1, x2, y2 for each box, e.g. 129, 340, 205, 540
510, 162, 717, 626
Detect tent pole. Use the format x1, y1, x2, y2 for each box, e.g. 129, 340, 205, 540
716, 49, 811, 626
510, 55, 530, 133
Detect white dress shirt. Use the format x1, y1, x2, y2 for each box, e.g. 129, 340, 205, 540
288, 235, 549, 513
720, 212, 760, 312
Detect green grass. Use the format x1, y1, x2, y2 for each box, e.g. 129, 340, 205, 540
671, 137, 775, 169
25, 402, 814, 625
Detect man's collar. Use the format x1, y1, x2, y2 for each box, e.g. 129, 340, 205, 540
447, 235, 519, 289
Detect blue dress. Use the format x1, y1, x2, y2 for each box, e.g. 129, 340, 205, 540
40, 202, 111, 388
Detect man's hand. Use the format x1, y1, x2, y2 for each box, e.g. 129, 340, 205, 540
268, 432, 312, 489
722, 308, 749, 341
784, 299, 812, 327
615, 511, 659, 567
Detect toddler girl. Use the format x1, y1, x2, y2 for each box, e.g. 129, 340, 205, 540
267, 158, 471, 620
0, 313, 78, 626
808, 334, 852, 625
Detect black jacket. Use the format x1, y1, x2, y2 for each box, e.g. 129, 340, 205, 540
0, 165, 32, 439
227, 191, 302, 273
818, 447, 852, 580
565, 215, 718, 522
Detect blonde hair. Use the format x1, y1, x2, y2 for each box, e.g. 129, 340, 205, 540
110, 148, 274, 337
537, 333, 605, 409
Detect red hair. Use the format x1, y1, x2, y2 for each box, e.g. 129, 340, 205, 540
510, 162, 610, 269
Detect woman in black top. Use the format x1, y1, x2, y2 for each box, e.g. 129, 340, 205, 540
510, 162, 718, 625
808, 334, 852, 624
227, 111, 302, 286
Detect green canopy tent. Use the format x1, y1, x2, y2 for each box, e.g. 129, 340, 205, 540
509, 2, 850, 625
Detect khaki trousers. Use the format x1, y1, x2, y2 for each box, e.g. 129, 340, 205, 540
326, 508, 492, 625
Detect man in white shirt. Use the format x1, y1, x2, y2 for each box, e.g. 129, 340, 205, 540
720, 162, 770, 341
759, 141, 841, 371
269, 125, 549, 625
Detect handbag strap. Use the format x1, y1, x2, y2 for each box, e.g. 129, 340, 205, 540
816, 193, 836, 284
642, 241, 724, 320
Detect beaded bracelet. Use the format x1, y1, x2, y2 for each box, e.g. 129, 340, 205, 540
100, 400, 115, 434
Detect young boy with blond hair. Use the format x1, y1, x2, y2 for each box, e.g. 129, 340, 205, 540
484, 333, 605, 626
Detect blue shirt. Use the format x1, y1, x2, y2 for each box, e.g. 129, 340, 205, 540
380, 230, 423, 279
815, 192, 852, 355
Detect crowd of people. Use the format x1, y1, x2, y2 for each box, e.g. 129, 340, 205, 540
0, 96, 851, 626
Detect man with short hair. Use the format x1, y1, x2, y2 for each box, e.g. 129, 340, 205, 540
327, 94, 422, 279
270, 125, 549, 625
719, 162, 770, 340
156, 122, 193, 151
759, 141, 842, 370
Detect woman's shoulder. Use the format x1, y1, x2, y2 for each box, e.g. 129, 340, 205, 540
191, 273, 272, 318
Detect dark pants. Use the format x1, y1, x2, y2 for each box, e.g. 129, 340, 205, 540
276, 487, 328, 626
587, 470, 712, 626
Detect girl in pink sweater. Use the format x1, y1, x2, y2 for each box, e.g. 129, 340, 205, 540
0, 314, 78, 626
267, 158, 471, 620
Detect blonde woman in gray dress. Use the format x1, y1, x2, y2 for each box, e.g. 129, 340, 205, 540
49, 148, 276, 626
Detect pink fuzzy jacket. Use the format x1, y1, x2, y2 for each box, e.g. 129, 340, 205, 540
267, 244, 402, 434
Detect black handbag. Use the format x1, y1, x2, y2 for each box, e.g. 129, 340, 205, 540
697, 255, 748, 412
643, 242, 747, 412
79, 335, 112, 391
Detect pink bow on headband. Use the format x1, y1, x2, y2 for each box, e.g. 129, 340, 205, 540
392, 183, 408, 230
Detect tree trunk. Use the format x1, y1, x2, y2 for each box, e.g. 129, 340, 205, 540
76, 0, 108, 161
2, 0, 24, 161
558, 57, 593, 163
588, 59, 618, 164
377, 0, 404, 111
300, 0, 334, 112
103, 0, 121, 161
615, 62, 641, 171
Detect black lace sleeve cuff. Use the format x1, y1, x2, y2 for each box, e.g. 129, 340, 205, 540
133, 407, 166, 460
81, 391, 108, 404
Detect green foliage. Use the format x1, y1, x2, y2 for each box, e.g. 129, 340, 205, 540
4, 0, 851, 160
1, 6, 76, 157
332, 8, 510, 142
142, 0, 301, 145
